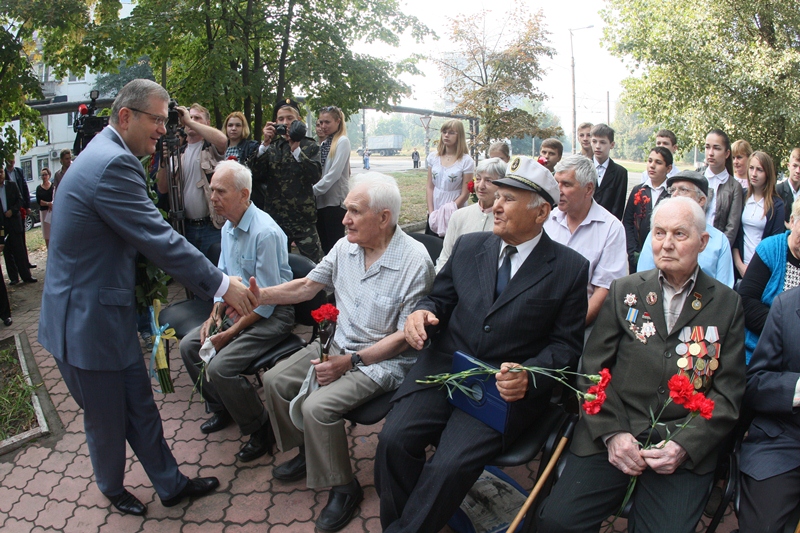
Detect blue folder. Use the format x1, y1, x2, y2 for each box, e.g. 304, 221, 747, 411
448, 351, 510, 434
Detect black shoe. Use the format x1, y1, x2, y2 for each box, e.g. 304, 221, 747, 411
3, 318, 11, 326
236, 422, 274, 462
22, 277, 37, 283
107, 489, 147, 516
273, 448, 306, 481
8, 280, 19, 286
316, 479, 363, 531
160, 477, 220, 507
28, 264, 36, 269
200, 411, 232, 434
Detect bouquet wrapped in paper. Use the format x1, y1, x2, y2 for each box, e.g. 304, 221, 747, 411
150, 300, 176, 393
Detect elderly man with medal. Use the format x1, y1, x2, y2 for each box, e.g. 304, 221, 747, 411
538, 196, 746, 533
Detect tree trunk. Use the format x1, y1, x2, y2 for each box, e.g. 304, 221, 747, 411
276, 0, 296, 102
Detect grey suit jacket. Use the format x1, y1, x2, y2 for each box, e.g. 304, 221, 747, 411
741, 286, 800, 480
395, 230, 590, 439
39, 127, 223, 371
571, 268, 746, 474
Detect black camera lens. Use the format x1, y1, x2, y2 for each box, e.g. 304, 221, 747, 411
275, 124, 288, 137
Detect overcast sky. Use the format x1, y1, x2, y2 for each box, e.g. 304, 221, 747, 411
357, 0, 632, 133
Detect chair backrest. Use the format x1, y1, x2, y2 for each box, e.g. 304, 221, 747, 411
287, 254, 328, 328
408, 232, 444, 263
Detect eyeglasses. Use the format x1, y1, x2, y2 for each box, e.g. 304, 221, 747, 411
667, 186, 698, 196
128, 107, 168, 126
319, 106, 341, 113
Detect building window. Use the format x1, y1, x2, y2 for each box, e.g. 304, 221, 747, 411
37, 158, 48, 178
68, 111, 74, 126
21, 160, 32, 182
68, 69, 85, 82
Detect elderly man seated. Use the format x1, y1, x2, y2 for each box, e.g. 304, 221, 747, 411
537, 197, 746, 533
248, 172, 434, 532
180, 160, 295, 462
638, 170, 734, 287
375, 156, 590, 533
544, 154, 628, 327
738, 285, 800, 532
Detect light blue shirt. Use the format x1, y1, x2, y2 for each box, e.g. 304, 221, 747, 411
637, 223, 734, 288
215, 202, 292, 318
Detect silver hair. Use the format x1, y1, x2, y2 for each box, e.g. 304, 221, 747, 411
651, 196, 706, 235
475, 157, 507, 180
554, 154, 597, 187
528, 193, 547, 210
213, 160, 252, 198
110, 79, 169, 126
350, 172, 401, 225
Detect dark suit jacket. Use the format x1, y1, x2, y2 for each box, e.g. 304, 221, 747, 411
776, 180, 796, 224
1, 180, 24, 235
6, 167, 30, 209
593, 158, 628, 220
571, 269, 746, 475
39, 127, 223, 371
623, 184, 669, 274
741, 286, 800, 481
395, 230, 590, 440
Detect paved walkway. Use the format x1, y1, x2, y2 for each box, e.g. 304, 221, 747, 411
0, 282, 741, 532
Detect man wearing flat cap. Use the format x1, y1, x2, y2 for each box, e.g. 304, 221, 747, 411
375, 156, 590, 533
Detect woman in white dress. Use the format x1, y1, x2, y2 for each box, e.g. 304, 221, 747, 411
425, 119, 475, 237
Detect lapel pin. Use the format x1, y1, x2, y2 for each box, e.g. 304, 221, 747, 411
646, 292, 658, 305
691, 291, 702, 310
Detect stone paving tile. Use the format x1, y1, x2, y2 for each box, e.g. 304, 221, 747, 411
0, 289, 743, 533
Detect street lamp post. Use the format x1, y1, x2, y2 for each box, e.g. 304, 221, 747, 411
420, 115, 432, 168
570, 25, 593, 154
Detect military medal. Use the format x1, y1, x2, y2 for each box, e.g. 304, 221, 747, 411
679, 327, 692, 342
626, 308, 639, 323
689, 343, 701, 356
641, 312, 656, 338
676, 343, 688, 355
646, 292, 658, 305
692, 292, 703, 310
677, 357, 689, 369
624, 293, 637, 307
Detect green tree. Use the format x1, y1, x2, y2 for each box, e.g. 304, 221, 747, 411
603, 0, 800, 168
432, 8, 562, 151
611, 100, 653, 162
43, 0, 432, 138
94, 58, 156, 97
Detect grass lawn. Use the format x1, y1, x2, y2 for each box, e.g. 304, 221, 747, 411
25, 227, 46, 254
389, 169, 429, 226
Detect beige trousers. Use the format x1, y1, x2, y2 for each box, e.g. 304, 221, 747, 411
262, 341, 384, 488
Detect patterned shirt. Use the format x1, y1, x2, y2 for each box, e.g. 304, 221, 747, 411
319, 137, 332, 169
306, 227, 435, 390
225, 144, 242, 160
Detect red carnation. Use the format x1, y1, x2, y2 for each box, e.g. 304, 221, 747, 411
668, 374, 695, 405
311, 304, 339, 325
467, 180, 475, 193
227, 155, 238, 161
686, 392, 715, 420
598, 368, 612, 389
537, 156, 548, 167
582, 385, 607, 415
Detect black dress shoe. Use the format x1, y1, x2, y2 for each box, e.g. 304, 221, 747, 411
161, 477, 220, 507
8, 280, 19, 286
200, 410, 232, 434
273, 448, 306, 481
3, 318, 11, 326
236, 421, 274, 462
22, 277, 37, 283
316, 479, 363, 532
107, 489, 147, 516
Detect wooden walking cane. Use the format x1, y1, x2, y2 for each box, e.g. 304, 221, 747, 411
505, 432, 571, 533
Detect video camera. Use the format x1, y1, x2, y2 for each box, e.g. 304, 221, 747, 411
275, 120, 307, 142
73, 90, 109, 155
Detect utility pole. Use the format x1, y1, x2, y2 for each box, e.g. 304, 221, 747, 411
569, 25, 593, 153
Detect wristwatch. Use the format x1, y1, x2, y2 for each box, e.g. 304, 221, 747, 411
350, 352, 363, 368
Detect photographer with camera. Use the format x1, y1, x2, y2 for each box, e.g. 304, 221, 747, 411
156, 103, 227, 256
247, 98, 323, 262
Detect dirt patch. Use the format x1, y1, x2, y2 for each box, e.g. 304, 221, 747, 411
5, 248, 48, 317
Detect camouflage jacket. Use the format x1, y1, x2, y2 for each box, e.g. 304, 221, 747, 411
248, 136, 321, 227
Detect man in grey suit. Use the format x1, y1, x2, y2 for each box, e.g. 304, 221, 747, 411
739, 285, 800, 532
38, 79, 258, 516
375, 156, 590, 533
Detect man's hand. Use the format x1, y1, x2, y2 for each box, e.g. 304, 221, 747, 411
607, 432, 647, 476
262, 123, 276, 146
222, 276, 258, 318
4, 210, 11, 218
209, 330, 233, 352
641, 440, 688, 474
495, 363, 528, 402
175, 105, 191, 126
289, 140, 301, 153
312, 355, 351, 386
403, 310, 439, 350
